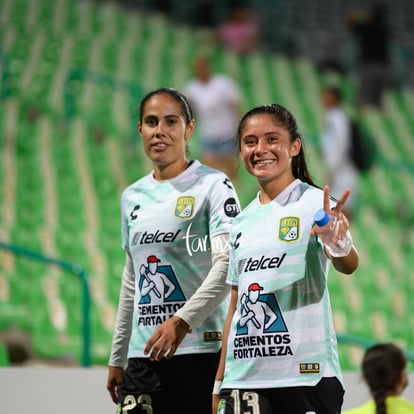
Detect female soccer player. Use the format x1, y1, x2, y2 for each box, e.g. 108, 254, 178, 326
344, 343, 414, 414
106, 87, 240, 414
213, 104, 359, 414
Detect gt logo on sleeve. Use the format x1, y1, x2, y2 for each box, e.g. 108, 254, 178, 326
224, 198, 239, 217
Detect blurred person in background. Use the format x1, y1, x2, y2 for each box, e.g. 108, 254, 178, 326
343, 343, 414, 414
345, 3, 391, 109
216, 2, 259, 55
320, 86, 358, 221
106, 87, 240, 414
185, 55, 242, 182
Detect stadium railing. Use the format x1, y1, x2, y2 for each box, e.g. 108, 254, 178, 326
0, 241, 91, 367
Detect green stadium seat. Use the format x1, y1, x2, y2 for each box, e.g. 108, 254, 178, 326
1, 0, 413, 368
0, 341, 10, 366
30, 282, 83, 363
0, 270, 30, 332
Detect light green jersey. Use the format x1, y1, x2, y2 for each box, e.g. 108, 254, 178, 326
122, 161, 240, 357
223, 180, 345, 389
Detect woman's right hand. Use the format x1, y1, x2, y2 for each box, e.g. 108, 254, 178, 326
212, 393, 220, 414
106, 366, 124, 404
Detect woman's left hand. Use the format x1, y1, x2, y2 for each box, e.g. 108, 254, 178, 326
311, 185, 351, 240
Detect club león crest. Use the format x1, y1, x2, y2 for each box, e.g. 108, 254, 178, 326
279, 216, 299, 242
175, 196, 195, 219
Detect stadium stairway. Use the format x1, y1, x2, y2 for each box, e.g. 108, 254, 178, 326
0, 0, 413, 368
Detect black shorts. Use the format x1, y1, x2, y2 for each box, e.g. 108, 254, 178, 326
117, 352, 220, 414
217, 377, 344, 414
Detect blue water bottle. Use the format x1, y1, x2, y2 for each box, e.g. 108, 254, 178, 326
313, 209, 352, 257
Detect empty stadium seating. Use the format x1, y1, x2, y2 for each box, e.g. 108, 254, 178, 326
0, 0, 413, 369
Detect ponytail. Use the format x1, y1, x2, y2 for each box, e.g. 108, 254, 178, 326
362, 343, 407, 414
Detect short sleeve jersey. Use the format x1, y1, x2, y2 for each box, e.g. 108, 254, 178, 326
223, 180, 344, 389
121, 160, 240, 358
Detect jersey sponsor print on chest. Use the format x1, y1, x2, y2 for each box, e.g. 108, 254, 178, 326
233, 283, 293, 360
136, 255, 186, 326
237, 253, 286, 274
131, 229, 181, 245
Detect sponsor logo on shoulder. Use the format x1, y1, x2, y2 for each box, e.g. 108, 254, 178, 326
224, 197, 239, 217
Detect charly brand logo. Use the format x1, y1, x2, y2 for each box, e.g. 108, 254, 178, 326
279, 216, 299, 242
182, 222, 230, 256
129, 204, 140, 220
223, 177, 233, 189
174, 196, 195, 219
233, 232, 242, 250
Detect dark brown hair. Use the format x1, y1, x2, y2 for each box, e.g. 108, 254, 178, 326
362, 343, 407, 414
237, 104, 316, 186
139, 87, 194, 124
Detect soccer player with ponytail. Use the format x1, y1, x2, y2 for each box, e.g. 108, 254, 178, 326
213, 104, 359, 414
344, 343, 414, 414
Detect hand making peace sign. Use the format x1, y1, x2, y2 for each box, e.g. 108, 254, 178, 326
311, 185, 351, 241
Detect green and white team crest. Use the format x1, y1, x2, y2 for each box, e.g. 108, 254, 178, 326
217, 398, 226, 414
174, 196, 195, 219
279, 216, 299, 242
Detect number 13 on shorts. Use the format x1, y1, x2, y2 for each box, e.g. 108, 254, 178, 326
218, 390, 260, 414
